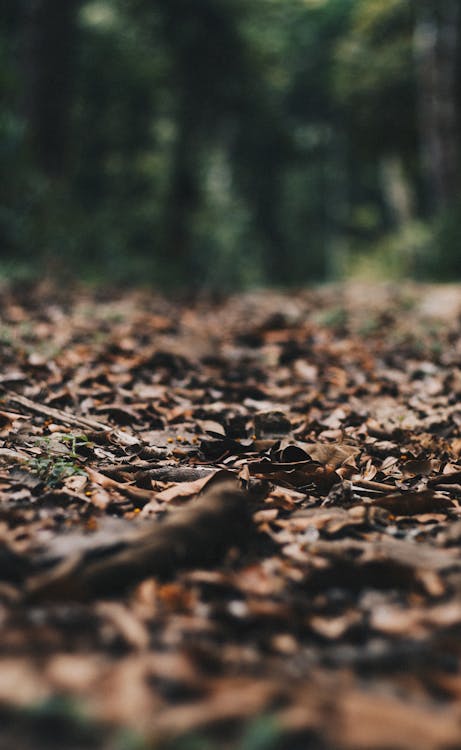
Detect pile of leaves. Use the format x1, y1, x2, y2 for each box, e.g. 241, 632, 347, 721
1, 281, 461, 749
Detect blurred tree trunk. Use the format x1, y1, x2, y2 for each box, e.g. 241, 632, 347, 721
380, 155, 415, 226
22, 0, 80, 177
162, 107, 202, 279
413, 0, 459, 210
253, 168, 286, 284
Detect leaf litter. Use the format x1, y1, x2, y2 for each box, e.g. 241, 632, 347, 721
0, 283, 461, 748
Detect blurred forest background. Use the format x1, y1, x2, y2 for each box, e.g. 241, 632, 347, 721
2, 0, 461, 288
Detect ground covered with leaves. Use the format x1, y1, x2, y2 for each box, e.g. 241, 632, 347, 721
1, 282, 461, 749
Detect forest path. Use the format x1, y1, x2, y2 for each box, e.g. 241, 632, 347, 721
0, 283, 461, 749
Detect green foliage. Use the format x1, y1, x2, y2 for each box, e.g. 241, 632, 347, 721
421, 202, 461, 280
157, 715, 282, 750
1, 0, 461, 285
316, 305, 348, 331
27, 433, 89, 487
335, 0, 417, 155
347, 221, 432, 280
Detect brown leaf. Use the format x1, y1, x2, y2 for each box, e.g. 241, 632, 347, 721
370, 490, 454, 516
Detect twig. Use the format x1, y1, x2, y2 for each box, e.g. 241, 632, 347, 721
351, 479, 396, 493
0, 389, 138, 445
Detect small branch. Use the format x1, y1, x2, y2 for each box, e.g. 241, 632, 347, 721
0, 389, 138, 445
351, 479, 396, 494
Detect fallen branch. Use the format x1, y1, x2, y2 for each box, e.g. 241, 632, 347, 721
26, 479, 263, 601
0, 389, 139, 446
1, 390, 106, 431
100, 465, 215, 482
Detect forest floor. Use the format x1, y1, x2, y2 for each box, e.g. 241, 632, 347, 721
1, 282, 461, 749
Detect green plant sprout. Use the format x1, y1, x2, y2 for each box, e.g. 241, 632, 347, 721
27, 433, 91, 487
